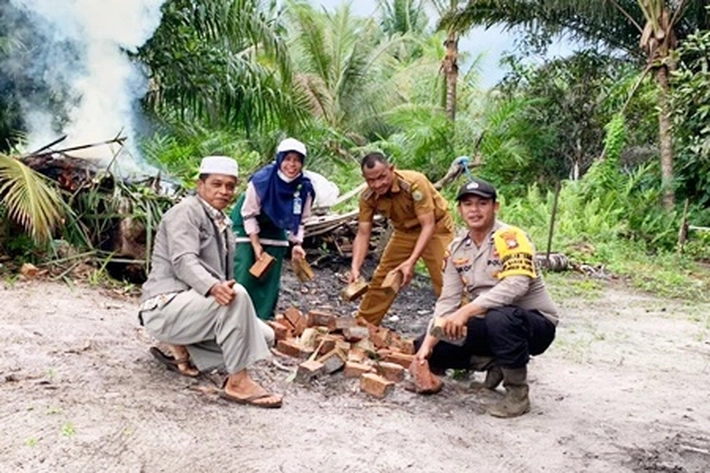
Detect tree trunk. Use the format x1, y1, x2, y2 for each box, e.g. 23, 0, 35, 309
655, 65, 675, 210
442, 31, 458, 121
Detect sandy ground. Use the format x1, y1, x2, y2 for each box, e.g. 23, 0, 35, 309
1, 276, 710, 473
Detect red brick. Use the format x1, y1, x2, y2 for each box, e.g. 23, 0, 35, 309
249, 252, 275, 279
307, 310, 336, 327
392, 338, 416, 355
284, 307, 308, 336
376, 361, 405, 383
341, 279, 368, 301
353, 338, 376, 354
295, 360, 324, 383
408, 359, 443, 394
266, 321, 292, 341
299, 328, 320, 349
276, 339, 313, 359
334, 340, 351, 354
384, 352, 415, 369
344, 361, 374, 378
360, 373, 395, 399
370, 328, 392, 349
342, 326, 369, 342
316, 349, 346, 374
327, 316, 357, 333
381, 269, 403, 293
347, 347, 368, 363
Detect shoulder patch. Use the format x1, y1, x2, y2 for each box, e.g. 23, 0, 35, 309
412, 190, 423, 202
493, 226, 536, 279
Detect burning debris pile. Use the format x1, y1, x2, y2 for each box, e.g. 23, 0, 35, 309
268, 306, 442, 398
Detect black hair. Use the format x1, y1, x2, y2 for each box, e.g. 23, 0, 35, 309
361, 152, 389, 170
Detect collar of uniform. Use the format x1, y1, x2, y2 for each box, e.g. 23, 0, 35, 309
460, 220, 504, 249
390, 171, 402, 194
486, 220, 504, 244
196, 195, 232, 227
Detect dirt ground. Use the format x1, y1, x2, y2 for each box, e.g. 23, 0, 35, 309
2, 267, 710, 472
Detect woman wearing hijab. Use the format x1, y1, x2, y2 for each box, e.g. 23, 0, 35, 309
231, 138, 315, 320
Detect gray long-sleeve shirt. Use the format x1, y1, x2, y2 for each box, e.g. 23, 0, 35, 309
434, 220, 558, 325
141, 195, 235, 302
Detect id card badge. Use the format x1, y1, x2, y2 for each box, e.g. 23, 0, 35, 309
293, 194, 302, 215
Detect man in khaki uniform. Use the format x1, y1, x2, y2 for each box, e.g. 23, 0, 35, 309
349, 152, 454, 325
139, 156, 282, 408
414, 178, 558, 418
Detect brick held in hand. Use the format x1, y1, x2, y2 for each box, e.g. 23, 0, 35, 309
292, 257, 315, 282
249, 252, 275, 279
360, 373, 395, 399
428, 316, 467, 345
381, 269, 403, 294
341, 279, 369, 302
408, 359, 443, 394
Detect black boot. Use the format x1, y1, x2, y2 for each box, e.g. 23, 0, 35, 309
488, 367, 530, 418
469, 356, 503, 390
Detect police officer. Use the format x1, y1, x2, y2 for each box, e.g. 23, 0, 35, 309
349, 152, 455, 325
414, 177, 558, 418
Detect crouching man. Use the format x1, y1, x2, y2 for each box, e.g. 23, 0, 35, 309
139, 156, 282, 408
414, 178, 558, 418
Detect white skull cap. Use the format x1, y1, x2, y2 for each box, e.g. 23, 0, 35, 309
198, 156, 239, 178
277, 138, 307, 157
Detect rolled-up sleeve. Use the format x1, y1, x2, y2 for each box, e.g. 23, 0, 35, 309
165, 206, 219, 296
241, 182, 261, 236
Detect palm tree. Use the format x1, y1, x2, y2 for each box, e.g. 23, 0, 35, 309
284, 1, 411, 138
441, 0, 710, 209
429, 1, 470, 122
137, 0, 305, 135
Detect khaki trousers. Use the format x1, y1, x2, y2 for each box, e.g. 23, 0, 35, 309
141, 284, 274, 374
357, 216, 454, 325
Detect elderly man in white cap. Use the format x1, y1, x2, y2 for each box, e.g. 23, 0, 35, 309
139, 156, 282, 408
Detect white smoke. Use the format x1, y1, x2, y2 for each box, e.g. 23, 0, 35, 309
9, 0, 165, 173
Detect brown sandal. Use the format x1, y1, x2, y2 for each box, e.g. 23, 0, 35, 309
219, 390, 283, 409
149, 346, 200, 378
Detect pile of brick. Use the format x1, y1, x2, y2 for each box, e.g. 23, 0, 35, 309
268, 307, 441, 398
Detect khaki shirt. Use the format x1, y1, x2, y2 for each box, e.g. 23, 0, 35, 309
359, 169, 450, 233
434, 220, 558, 325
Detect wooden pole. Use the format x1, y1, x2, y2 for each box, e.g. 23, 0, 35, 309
546, 181, 561, 266
677, 198, 689, 255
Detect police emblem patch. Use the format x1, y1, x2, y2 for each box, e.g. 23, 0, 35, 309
412, 190, 423, 201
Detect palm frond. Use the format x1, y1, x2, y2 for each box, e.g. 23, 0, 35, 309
0, 155, 65, 243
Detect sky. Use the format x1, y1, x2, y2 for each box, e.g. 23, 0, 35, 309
312, 0, 575, 88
